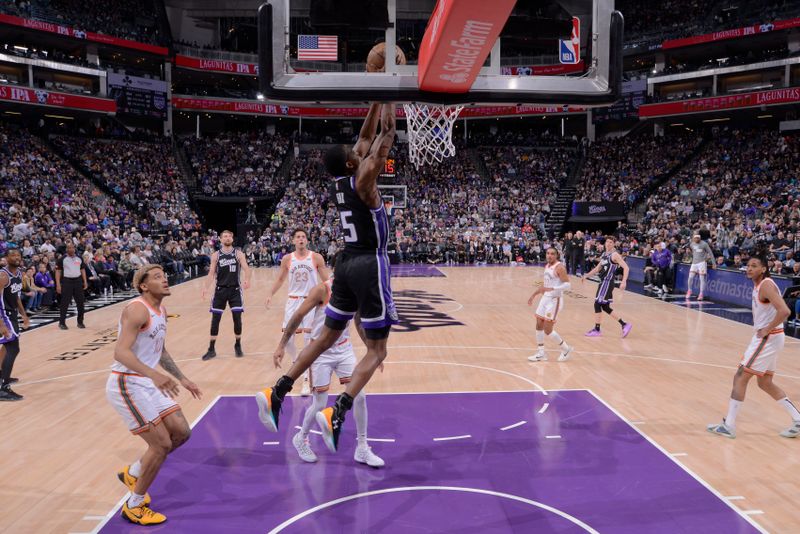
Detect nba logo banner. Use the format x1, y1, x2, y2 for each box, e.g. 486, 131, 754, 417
559, 17, 580, 64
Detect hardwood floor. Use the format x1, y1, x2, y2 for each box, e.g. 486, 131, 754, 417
1, 266, 797, 533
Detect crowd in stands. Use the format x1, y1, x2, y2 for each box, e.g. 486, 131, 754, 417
0, 0, 165, 45
0, 125, 217, 319
620, 0, 800, 46
183, 131, 291, 196
248, 142, 575, 266
51, 136, 199, 231
626, 128, 800, 274
575, 133, 704, 207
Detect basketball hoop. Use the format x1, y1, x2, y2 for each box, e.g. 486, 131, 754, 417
403, 103, 464, 169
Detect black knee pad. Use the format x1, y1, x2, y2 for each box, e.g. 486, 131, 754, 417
364, 325, 391, 340
210, 313, 222, 336
232, 311, 243, 336
594, 302, 603, 314
602, 303, 613, 315
324, 315, 348, 331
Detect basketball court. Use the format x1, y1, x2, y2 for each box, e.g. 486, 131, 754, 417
2, 266, 796, 533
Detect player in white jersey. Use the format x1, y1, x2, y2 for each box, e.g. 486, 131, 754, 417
262, 265, 383, 467
527, 247, 573, 362
686, 234, 715, 301
265, 229, 328, 395
106, 265, 203, 525
707, 252, 800, 439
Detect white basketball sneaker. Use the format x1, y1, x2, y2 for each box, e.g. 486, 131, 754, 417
354, 444, 384, 468
300, 371, 311, 397
779, 421, 800, 438
527, 349, 547, 362
558, 344, 573, 362
706, 419, 736, 439
292, 431, 318, 463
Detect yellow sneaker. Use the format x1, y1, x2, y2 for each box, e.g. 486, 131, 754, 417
121, 501, 166, 525
117, 466, 151, 505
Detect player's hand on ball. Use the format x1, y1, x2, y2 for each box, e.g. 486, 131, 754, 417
180, 378, 203, 400
272, 346, 285, 368
153, 373, 180, 399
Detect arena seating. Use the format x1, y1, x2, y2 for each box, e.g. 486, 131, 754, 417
183, 131, 291, 197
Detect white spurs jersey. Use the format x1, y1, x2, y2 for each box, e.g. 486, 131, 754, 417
288, 252, 318, 297
310, 279, 351, 355
542, 261, 565, 297
111, 298, 167, 373
752, 278, 780, 332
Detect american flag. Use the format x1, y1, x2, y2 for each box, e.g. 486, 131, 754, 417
297, 35, 338, 61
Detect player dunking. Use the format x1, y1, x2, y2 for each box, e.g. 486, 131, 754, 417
583, 236, 632, 337
0, 249, 29, 401
707, 252, 800, 439
527, 247, 573, 362
201, 230, 251, 360
256, 101, 399, 452
686, 233, 715, 301
265, 229, 328, 396
273, 261, 384, 467
106, 264, 202, 525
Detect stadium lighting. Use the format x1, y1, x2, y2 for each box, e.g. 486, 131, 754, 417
256, 93, 265, 100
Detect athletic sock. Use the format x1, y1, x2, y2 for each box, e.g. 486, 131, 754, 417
549, 331, 563, 345
234, 339, 241, 347
275, 375, 295, 398
208, 339, 216, 351
129, 460, 142, 478
128, 492, 145, 508
778, 397, 800, 421
535, 330, 545, 350
353, 393, 368, 448
725, 399, 742, 428
699, 275, 707, 294
594, 323, 601, 331
618, 319, 627, 327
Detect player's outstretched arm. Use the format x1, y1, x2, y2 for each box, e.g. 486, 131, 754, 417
355, 103, 396, 208
266, 254, 290, 307
353, 102, 382, 158
202, 251, 219, 299
160, 345, 202, 399
273, 282, 325, 368
115, 303, 179, 398
757, 280, 790, 338
613, 252, 630, 290
237, 249, 252, 290
314, 252, 330, 282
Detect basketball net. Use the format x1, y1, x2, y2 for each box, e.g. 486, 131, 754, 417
403, 103, 464, 169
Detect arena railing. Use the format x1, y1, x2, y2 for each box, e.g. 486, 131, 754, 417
173, 44, 257, 64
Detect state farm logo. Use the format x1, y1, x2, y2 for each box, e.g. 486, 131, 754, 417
439, 72, 468, 84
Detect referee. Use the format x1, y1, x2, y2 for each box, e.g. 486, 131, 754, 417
56, 243, 88, 330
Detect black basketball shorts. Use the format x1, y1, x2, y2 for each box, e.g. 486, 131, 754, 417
210, 286, 244, 314
324, 252, 398, 337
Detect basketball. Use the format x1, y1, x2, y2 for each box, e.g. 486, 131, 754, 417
367, 42, 406, 72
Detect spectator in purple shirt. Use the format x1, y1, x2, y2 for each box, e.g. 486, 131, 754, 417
34, 263, 56, 308
651, 242, 673, 295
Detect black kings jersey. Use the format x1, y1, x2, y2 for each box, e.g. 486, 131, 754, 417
216, 248, 241, 287
1, 267, 22, 317
331, 176, 390, 254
